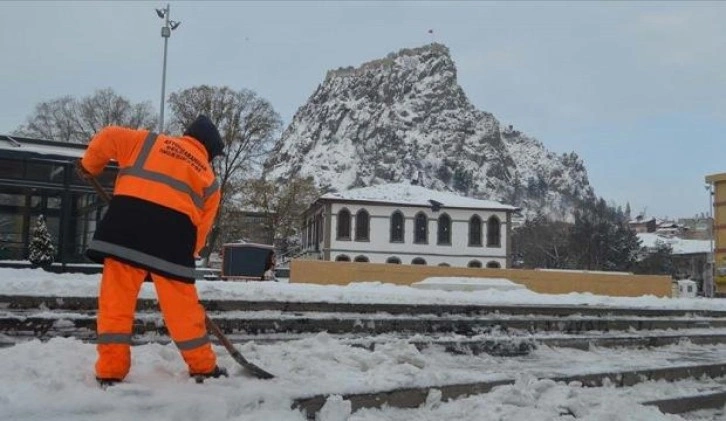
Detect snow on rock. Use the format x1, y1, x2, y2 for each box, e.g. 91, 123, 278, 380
264, 43, 594, 219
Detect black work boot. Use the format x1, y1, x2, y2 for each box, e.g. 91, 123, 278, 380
192, 366, 228, 384
96, 377, 122, 388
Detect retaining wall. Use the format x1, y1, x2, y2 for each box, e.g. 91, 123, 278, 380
289, 260, 672, 297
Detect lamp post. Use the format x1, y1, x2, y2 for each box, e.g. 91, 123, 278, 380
706, 183, 715, 297
155, 4, 181, 133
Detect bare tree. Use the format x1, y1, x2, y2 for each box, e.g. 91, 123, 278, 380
239, 176, 320, 255
14, 88, 157, 143
167, 85, 282, 255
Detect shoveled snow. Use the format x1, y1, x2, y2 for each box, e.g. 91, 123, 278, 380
1, 267, 725, 420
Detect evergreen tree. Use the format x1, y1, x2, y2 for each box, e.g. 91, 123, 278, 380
569, 197, 640, 271
452, 167, 473, 193
29, 215, 55, 268
511, 213, 571, 269
634, 242, 674, 276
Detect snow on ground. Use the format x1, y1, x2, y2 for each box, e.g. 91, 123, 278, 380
1, 267, 725, 311
2, 267, 726, 420
3, 335, 724, 420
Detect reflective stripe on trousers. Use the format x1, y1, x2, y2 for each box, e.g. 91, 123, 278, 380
95, 258, 216, 380
97, 333, 132, 344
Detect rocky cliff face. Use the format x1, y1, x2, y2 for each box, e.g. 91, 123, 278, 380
264, 43, 594, 219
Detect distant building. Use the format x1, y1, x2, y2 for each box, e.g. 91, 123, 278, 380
628, 215, 657, 233
0, 134, 115, 265
678, 217, 711, 240
637, 232, 710, 285
655, 220, 688, 237
298, 182, 519, 268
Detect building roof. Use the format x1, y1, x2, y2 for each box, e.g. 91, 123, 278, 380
628, 216, 655, 225
319, 182, 518, 211
0, 134, 86, 160
637, 233, 711, 255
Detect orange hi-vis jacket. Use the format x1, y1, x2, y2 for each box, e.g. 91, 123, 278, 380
82, 126, 220, 283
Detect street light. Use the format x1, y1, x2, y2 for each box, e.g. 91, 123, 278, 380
156, 4, 181, 133
706, 183, 715, 297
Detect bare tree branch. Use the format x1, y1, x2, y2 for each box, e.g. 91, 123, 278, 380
167, 85, 282, 255
14, 88, 157, 143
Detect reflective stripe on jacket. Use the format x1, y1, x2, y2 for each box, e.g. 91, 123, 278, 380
82, 126, 221, 282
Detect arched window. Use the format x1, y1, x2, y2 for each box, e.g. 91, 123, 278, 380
486, 261, 501, 268
335, 254, 351, 262
390, 211, 405, 243
386, 257, 401, 264
469, 215, 482, 247
412, 257, 427, 265
354, 255, 369, 263
468, 260, 482, 268
437, 213, 451, 245
355, 209, 370, 241
487, 216, 501, 247
414, 212, 428, 244
337, 208, 351, 240
438, 262, 451, 267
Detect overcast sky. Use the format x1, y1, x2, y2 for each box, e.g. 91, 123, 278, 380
1, 1, 724, 219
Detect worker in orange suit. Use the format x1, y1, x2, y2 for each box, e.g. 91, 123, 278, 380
77, 115, 227, 387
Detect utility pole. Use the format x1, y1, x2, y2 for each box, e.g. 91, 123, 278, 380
155, 4, 181, 133
707, 183, 715, 297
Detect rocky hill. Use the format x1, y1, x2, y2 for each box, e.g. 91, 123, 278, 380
263, 43, 594, 219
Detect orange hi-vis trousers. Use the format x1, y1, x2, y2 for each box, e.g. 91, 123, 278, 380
95, 258, 216, 380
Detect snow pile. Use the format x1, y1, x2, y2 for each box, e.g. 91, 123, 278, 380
411, 277, 526, 292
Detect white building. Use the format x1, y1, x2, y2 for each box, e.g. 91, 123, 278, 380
299, 182, 519, 268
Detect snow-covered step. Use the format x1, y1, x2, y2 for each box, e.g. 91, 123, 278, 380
1, 312, 725, 340
4, 294, 726, 318
292, 362, 726, 419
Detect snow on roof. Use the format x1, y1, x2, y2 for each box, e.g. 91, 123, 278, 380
0, 134, 85, 159
637, 233, 711, 255
628, 215, 655, 224
320, 182, 517, 211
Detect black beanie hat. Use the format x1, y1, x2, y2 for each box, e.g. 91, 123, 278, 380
183, 115, 225, 161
